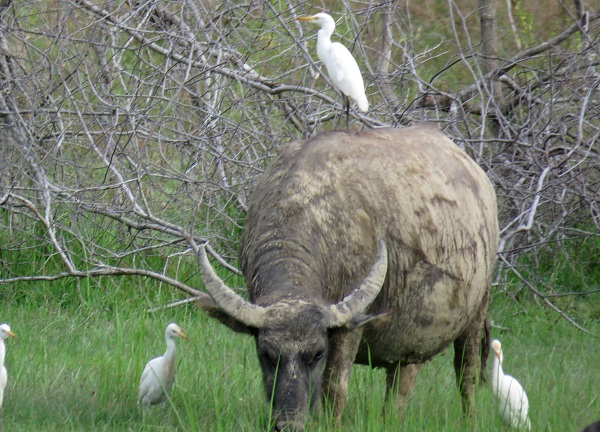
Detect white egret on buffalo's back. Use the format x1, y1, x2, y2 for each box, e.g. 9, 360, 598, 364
491, 339, 531, 430
0, 323, 16, 410
295, 12, 368, 125
138, 323, 188, 406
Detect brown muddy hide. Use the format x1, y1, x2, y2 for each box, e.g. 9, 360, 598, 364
197, 125, 499, 431
254, 303, 330, 431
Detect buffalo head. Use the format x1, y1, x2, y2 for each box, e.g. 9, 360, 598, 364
197, 240, 388, 430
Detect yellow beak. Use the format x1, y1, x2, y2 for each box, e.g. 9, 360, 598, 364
5, 330, 16, 338
295, 16, 316, 22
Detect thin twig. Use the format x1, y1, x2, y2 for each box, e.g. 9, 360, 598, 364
498, 254, 595, 336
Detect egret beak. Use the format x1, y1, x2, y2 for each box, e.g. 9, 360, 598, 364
5, 330, 16, 338
176, 331, 188, 340
295, 16, 316, 22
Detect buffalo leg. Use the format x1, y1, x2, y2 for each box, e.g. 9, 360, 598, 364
453, 318, 484, 417
384, 363, 422, 414
322, 328, 363, 424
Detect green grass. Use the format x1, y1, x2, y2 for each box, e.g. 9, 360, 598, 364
0, 278, 598, 431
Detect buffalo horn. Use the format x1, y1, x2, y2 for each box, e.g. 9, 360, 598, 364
324, 240, 388, 327
197, 243, 268, 328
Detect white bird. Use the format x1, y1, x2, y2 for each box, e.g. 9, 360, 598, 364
0, 323, 16, 410
138, 323, 188, 406
296, 12, 369, 124
491, 339, 531, 430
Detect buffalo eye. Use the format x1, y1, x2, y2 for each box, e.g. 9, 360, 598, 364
259, 349, 279, 368
306, 350, 326, 367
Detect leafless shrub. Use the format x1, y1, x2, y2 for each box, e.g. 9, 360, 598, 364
0, 0, 598, 325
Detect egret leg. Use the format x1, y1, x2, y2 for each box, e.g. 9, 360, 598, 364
344, 96, 350, 129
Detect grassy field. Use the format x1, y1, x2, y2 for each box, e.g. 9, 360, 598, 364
0, 278, 598, 431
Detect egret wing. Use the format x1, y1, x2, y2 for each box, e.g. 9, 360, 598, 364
138, 357, 167, 405
499, 374, 530, 429
324, 42, 365, 98
0, 365, 7, 390
0, 366, 5, 408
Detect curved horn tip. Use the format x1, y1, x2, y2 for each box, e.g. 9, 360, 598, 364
196, 242, 267, 328
376, 239, 387, 260
325, 239, 389, 328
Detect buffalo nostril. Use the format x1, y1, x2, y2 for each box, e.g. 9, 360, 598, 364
274, 415, 306, 431
275, 421, 304, 431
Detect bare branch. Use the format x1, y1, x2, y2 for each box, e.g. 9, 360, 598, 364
0, 0, 596, 325
498, 255, 595, 336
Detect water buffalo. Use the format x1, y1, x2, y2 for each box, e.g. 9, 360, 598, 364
196, 125, 499, 430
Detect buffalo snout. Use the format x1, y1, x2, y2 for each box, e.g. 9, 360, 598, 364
274, 411, 307, 432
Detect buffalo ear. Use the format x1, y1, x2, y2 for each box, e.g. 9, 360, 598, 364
343, 311, 392, 330
195, 299, 257, 335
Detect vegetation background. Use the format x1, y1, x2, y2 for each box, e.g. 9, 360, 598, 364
0, 0, 598, 430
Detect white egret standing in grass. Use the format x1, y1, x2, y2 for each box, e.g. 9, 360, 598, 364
0, 324, 16, 410
491, 339, 531, 430
138, 323, 188, 406
295, 12, 368, 125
